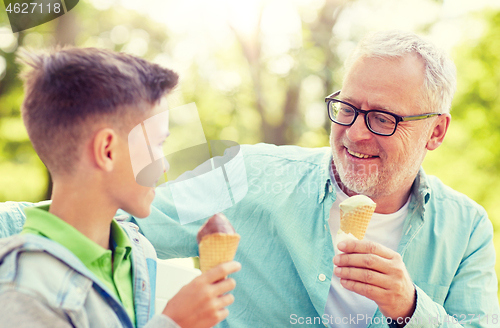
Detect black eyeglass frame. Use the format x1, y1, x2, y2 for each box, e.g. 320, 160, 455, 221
325, 90, 442, 136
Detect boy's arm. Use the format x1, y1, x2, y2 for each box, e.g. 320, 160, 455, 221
0, 290, 72, 328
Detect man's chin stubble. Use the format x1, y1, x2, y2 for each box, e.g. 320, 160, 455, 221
332, 153, 380, 196
338, 170, 379, 196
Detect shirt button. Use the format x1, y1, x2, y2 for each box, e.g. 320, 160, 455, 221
329, 184, 333, 193
142, 281, 146, 291
75, 287, 83, 294
318, 274, 326, 282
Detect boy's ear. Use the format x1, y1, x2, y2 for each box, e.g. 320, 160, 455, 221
426, 113, 451, 151
93, 128, 119, 172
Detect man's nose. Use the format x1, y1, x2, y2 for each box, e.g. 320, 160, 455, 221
346, 114, 372, 141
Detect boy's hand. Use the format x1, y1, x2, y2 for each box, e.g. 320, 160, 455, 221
162, 261, 241, 328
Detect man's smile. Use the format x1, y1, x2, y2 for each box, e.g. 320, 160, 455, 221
346, 148, 378, 159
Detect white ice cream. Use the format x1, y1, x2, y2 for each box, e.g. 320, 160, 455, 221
334, 230, 358, 255
339, 194, 376, 214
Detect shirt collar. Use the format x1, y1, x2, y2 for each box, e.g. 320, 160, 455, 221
409, 167, 432, 216
318, 148, 334, 204
109, 219, 132, 258
23, 205, 132, 265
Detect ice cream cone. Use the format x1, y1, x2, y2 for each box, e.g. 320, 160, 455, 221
198, 232, 240, 273
340, 205, 376, 240
339, 195, 376, 240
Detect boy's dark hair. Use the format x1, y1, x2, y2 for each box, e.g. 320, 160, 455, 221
17, 47, 178, 175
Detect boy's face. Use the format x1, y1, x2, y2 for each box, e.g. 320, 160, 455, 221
117, 99, 170, 218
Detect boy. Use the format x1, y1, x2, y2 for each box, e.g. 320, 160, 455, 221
0, 48, 240, 328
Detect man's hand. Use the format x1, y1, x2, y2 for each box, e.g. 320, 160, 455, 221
163, 261, 241, 328
334, 240, 416, 324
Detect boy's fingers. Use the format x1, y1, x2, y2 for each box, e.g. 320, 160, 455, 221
212, 278, 236, 295
204, 261, 241, 283
216, 308, 230, 322
215, 293, 235, 309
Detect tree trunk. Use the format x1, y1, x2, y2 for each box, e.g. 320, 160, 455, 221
231, 0, 348, 145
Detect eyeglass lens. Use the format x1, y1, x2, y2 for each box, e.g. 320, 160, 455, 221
328, 101, 397, 135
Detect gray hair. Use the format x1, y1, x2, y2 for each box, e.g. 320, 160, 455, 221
344, 30, 457, 114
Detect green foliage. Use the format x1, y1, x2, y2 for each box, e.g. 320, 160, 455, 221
0, 0, 348, 201
421, 10, 500, 297
0, 2, 174, 202
423, 10, 500, 230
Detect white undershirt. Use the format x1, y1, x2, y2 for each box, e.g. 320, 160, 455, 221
324, 174, 410, 328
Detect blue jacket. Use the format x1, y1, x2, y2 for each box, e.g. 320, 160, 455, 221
0, 220, 178, 328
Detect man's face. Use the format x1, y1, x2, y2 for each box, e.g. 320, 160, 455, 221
330, 54, 433, 199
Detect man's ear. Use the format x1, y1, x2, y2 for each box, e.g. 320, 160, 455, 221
426, 113, 451, 151
93, 128, 118, 172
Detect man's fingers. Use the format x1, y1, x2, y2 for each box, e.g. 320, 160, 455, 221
212, 278, 237, 296
339, 278, 386, 300
337, 240, 394, 259
334, 253, 391, 273
334, 266, 391, 289
202, 261, 241, 284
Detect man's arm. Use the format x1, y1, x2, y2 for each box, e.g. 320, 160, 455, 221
405, 210, 499, 328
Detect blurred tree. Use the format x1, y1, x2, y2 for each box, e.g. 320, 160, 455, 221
2, 0, 498, 215
423, 9, 500, 230
0, 8, 45, 202
229, 0, 348, 145
0, 1, 174, 201
421, 10, 500, 297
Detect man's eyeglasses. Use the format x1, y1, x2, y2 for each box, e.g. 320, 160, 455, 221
325, 91, 442, 136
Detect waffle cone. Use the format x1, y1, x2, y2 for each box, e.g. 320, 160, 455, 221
340, 204, 376, 240
198, 233, 240, 273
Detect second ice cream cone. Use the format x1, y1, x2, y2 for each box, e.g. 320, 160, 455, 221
198, 233, 240, 273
